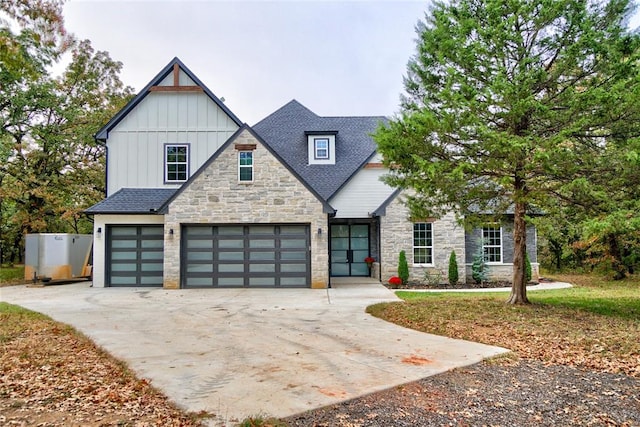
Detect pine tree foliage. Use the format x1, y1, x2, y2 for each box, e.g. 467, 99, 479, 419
375, 0, 640, 303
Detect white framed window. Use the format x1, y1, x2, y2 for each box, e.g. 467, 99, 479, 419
165, 144, 189, 183
314, 138, 329, 159
482, 226, 502, 263
413, 222, 433, 265
238, 151, 253, 182
306, 133, 336, 165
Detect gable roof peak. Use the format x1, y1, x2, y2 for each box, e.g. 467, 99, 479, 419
95, 57, 242, 141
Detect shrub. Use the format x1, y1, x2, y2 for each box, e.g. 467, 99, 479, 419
525, 252, 532, 282
388, 276, 402, 288
448, 250, 459, 285
424, 269, 443, 286
398, 250, 409, 285
472, 247, 487, 284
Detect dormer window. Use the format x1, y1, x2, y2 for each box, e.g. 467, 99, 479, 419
314, 138, 329, 159
306, 131, 337, 165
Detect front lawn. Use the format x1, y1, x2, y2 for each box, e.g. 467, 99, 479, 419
367, 273, 640, 377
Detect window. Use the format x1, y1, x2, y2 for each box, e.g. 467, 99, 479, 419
165, 144, 189, 182
413, 222, 433, 265
306, 133, 336, 165
314, 138, 329, 159
239, 151, 253, 182
482, 226, 502, 263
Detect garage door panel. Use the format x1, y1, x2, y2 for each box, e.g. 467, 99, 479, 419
250, 251, 275, 261
182, 224, 310, 288
217, 277, 244, 287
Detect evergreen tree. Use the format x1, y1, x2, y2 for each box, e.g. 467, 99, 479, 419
376, 0, 640, 303
398, 250, 409, 285
448, 250, 459, 286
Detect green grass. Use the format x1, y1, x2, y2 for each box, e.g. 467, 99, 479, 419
396, 273, 640, 320
0, 302, 53, 344
0, 265, 25, 284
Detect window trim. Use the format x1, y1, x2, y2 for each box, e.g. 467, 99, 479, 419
164, 143, 190, 183
412, 222, 434, 266
482, 226, 503, 264
238, 150, 254, 182
314, 138, 330, 160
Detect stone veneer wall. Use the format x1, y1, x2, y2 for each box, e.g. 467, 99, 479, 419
379, 194, 466, 285
163, 129, 329, 289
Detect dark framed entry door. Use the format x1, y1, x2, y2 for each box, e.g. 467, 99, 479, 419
330, 224, 369, 276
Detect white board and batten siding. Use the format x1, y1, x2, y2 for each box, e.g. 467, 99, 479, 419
329, 161, 396, 219
106, 69, 240, 196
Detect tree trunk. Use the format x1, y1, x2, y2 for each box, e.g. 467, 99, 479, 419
507, 199, 530, 304
607, 233, 626, 280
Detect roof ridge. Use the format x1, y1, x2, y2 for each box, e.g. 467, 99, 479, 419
321, 115, 387, 119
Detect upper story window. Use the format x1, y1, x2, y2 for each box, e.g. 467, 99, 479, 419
413, 222, 433, 265
165, 144, 189, 183
238, 151, 253, 182
306, 131, 337, 165
482, 226, 502, 263
314, 138, 329, 159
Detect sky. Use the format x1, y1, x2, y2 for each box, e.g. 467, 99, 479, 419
62, 0, 429, 125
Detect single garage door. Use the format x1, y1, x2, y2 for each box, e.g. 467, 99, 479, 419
106, 225, 164, 287
183, 224, 310, 288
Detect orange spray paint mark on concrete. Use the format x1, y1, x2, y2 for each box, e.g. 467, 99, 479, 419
401, 355, 433, 365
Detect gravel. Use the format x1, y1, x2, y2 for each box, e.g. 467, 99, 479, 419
285, 359, 640, 426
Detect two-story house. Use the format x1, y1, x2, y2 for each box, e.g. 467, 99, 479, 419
86, 57, 538, 288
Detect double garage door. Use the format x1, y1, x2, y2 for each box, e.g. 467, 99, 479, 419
182, 224, 310, 288
107, 224, 310, 288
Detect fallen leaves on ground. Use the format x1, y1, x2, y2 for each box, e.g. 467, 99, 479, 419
367, 296, 640, 378
286, 360, 640, 426
0, 305, 209, 426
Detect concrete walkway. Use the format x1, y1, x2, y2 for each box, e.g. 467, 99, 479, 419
1, 279, 508, 426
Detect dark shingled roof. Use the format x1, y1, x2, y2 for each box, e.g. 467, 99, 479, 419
253, 100, 387, 200
85, 188, 177, 214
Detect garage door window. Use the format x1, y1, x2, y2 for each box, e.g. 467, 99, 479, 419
183, 225, 309, 288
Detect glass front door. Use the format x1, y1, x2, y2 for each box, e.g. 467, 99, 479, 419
330, 224, 369, 276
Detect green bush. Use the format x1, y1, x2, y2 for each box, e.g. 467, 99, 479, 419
398, 250, 409, 285
448, 250, 459, 285
472, 247, 487, 284
525, 252, 532, 282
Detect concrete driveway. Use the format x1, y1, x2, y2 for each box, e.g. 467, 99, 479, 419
0, 279, 508, 426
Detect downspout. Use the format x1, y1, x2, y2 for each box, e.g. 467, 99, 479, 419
327, 213, 332, 288
377, 215, 382, 283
